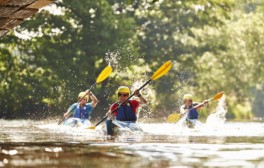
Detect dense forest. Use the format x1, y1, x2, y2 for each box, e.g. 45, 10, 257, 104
0, 0, 263, 120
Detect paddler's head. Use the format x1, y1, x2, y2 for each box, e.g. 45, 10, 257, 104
183, 93, 193, 105
78, 92, 88, 105
117, 86, 130, 102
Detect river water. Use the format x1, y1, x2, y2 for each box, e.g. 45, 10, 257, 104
1, 119, 264, 168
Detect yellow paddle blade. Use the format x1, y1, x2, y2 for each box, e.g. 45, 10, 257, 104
87, 125, 96, 129
167, 113, 180, 123
151, 60, 172, 80
212, 91, 224, 101
96, 65, 112, 83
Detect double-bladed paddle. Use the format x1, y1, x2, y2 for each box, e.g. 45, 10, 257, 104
88, 60, 172, 129
167, 91, 224, 123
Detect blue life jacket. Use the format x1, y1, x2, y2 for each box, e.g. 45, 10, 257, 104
188, 108, 198, 119
182, 103, 199, 120
70, 103, 93, 119
116, 101, 137, 122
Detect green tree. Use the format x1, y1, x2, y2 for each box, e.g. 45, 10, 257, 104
130, 0, 234, 117
0, 0, 138, 119
191, 1, 264, 119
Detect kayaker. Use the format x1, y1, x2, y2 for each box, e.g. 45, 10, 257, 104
63, 90, 98, 127
180, 93, 208, 127
105, 86, 147, 136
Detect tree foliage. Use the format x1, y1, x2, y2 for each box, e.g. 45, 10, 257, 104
0, 0, 263, 120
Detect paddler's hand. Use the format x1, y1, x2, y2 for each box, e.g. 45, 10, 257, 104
134, 89, 141, 97
202, 100, 209, 107
63, 112, 68, 118
134, 89, 147, 104
85, 90, 93, 96
180, 109, 188, 117
106, 111, 114, 120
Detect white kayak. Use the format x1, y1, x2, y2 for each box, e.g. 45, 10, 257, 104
112, 120, 143, 133
185, 119, 203, 128
110, 120, 144, 142
177, 115, 203, 128
64, 118, 92, 128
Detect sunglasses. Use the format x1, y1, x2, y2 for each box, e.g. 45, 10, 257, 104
118, 93, 129, 97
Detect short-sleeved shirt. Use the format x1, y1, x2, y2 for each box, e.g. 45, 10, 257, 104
180, 102, 199, 119
69, 103, 93, 119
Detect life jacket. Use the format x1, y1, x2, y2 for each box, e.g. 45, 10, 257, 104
111, 100, 139, 122
188, 108, 198, 119
72, 103, 93, 119
182, 103, 199, 120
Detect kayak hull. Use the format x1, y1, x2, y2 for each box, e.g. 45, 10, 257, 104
102, 120, 143, 137
64, 118, 92, 128
177, 115, 203, 128
112, 120, 143, 132
185, 119, 203, 128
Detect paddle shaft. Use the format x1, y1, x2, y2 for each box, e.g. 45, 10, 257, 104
192, 94, 220, 110
91, 61, 172, 128
57, 82, 97, 125
94, 79, 152, 127
167, 91, 224, 123
193, 99, 210, 109
168, 100, 211, 123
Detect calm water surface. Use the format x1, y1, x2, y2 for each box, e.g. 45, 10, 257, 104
0, 119, 264, 168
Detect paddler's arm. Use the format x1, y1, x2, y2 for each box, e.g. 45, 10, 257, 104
134, 89, 147, 104
194, 100, 209, 110
86, 90, 98, 108
106, 104, 115, 120
180, 105, 188, 117
63, 106, 74, 118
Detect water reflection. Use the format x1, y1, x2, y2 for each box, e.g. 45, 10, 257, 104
0, 120, 264, 167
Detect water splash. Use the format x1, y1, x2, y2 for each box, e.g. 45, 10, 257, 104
206, 94, 227, 127
105, 49, 121, 69
171, 60, 180, 71
104, 45, 135, 70
104, 46, 156, 118
130, 80, 155, 118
